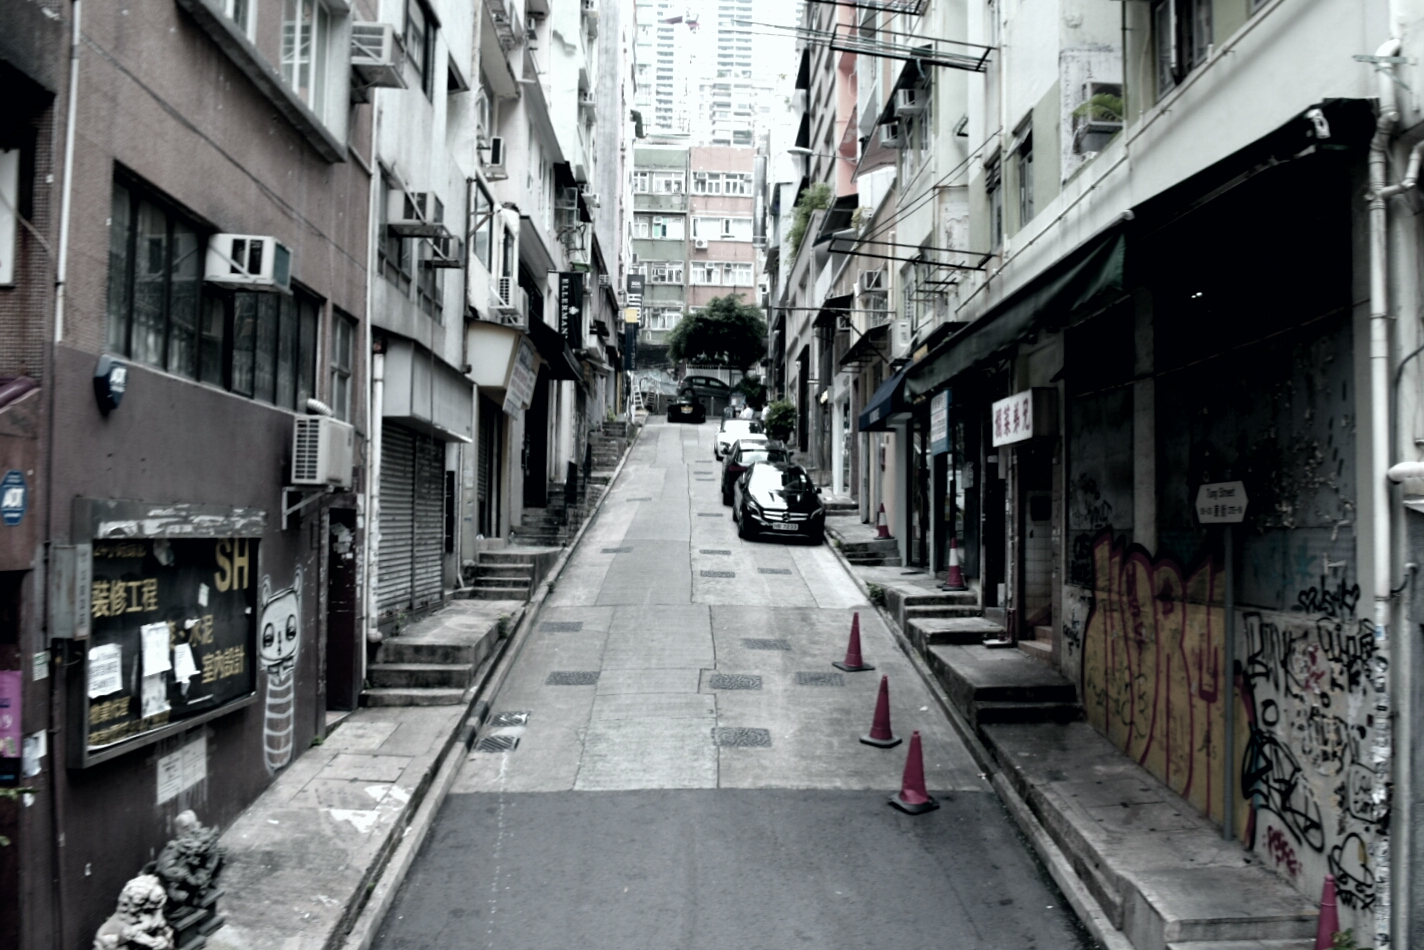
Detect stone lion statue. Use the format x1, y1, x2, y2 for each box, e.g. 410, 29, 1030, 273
92, 874, 173, 950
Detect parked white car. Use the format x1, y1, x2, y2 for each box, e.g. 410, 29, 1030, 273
715, 418, 764, 459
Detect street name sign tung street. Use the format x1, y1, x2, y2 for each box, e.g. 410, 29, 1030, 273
1195, 481, 1248, 524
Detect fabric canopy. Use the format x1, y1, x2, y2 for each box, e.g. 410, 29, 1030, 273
859, 364, 911, 431
839, 323, 890, 370
905, 231, 1125, 398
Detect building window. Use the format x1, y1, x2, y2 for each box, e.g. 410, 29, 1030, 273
1016, 131, 1034, 227
647, 261, 683, 284
472, 181, 495, 272
985, 155, 1003, 249
647, 307, 682, 330
634, 214, 685, 239
416, 244, 443, 321
1154, 0, 1211, 98
229, 291, 319, 408
633, 170, 651, 193
282, 0, 333, 123
379, 176, 412, 292
406, 0, 436, 99
106, 179, 206, 381
330, 310, 355, 422
223, 0, 252, 34
692, 217, 752, 241
648, 171, 684, 194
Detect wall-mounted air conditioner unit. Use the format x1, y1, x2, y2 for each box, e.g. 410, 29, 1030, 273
582, 192, 601, 208
426, 235, 464, 268
891, 318, 912, 358
879, 120, 902, 149
292, 416, 355, 488
388, 191, 446, 238
693, 238, 709, 250
895, 88, 925, 116
204, 234, 292, 293
581, 0, 598, 14
350, 22, 405, 89
556, 186, 580, 210
496, 275, 515, 308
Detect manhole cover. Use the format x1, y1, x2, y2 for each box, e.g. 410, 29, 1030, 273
489, 711, 530, 726
697, 512, 722, 517
700, 549, 731, 555
742, 638, 791, 651
601, 546, 633, 553
546, 671, 601, 686
709, 673, 762, 690
700, 570, 735, 578
757, 568, 793, 575
714, 727, 772, 748
795, 672, 845, 687
541, 621, 583, 632
474, 734, 520, 753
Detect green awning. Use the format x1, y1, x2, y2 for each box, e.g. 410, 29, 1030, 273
905, 231, 1125, 398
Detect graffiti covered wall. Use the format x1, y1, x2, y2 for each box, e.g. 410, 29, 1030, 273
1074, 531, 1385, 939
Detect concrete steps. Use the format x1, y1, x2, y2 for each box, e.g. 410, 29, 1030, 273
905, 616, 1006, 651
361, 687, 468, 707
924, 643, 1081, 729
367, 662, 474, 689
1166, 941, 1313, 950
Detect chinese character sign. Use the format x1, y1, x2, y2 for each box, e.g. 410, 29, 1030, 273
991, 390, 1038, 447
84, 538, 258, 751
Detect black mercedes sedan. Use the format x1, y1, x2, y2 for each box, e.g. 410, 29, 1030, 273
667, 396, 706, 424
732, 461, 825, 544
721, 439, 788, 505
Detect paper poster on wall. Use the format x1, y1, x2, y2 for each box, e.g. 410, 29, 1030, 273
173, 644, 199, 686
141, 621, 173, 675
87, 643, 124, 698
0, 669, 20, 757
141, 674, 170, 719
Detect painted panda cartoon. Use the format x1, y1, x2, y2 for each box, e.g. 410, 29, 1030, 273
258, 569, 301, 772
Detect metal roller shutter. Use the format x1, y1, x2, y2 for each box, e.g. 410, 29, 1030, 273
377, 425, 416, 617
410, 434, 445, 610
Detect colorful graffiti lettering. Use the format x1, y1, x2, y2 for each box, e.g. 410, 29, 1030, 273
1265, 825, 1302, 879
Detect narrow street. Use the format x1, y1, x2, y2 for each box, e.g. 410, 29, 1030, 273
370, 419, 1092, 950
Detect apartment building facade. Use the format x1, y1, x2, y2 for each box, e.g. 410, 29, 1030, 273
783, 0, 1421, 945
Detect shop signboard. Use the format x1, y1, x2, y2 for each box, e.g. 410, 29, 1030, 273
929, 390, 951, 455
503, 338, 537, 416
559, 271, 584, 349
80, 538, 257, 759
990, 388, 1056, 447
625, 274, 645, 321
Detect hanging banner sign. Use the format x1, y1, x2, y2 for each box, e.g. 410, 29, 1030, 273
990, 388, 1057, 447
929, 390, 951, 455
559, 272, 584, 349
625, 274, 645, 324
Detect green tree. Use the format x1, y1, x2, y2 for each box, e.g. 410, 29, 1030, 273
787, 182, 834, 257
667, 294, 767, 371
763, 399, 797, 442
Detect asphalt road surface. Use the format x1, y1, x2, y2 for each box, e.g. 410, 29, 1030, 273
371, 418, 1094, 950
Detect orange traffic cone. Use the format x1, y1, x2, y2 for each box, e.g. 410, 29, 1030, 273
1313, 874, 1340, 950
860, 675, 901, 748
889, 730, 939, 814
875, 503, 891, 539
833, 612, 875, 672
940, 535, 967, 591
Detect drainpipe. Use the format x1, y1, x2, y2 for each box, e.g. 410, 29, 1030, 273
1367, 35, 1401, 949
368, 344, 385, 645
53, 0, 80, 343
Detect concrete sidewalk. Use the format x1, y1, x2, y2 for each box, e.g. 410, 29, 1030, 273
207, 599, 519, 950
824, 545, 1319, 950
206, 425, 642, 950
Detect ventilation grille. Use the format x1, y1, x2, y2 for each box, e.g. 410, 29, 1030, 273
292, 418, 321, 483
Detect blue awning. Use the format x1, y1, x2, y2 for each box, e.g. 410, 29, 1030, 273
858, 365, 911, 431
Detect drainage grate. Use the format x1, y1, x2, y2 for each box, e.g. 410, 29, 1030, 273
697, 512, 722, 517
742, 638, 791, 651
541, 621, 584, 633
757, 568, 793, 575
695, 478, 716, 482
601, 546, 634, 554
700, 570, 736, 578
489, 711, 531, 726
474, 734, 520, 753
546, 671, 601, 686
795, 672, 845, 687
714, 727, 772, 748
709, 673, 762, 690
700, 549, 731, 555
627, 497, 652, 502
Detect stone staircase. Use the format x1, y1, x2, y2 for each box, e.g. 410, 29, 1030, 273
458, 548, 561, 602
825, 516, 902, 566
510, 426, 630, 548
884, 589, 1082, 728
362, 602, 513, 706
